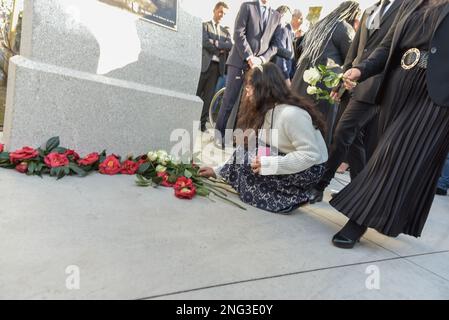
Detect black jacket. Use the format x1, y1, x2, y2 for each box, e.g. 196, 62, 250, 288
201, 21, 232, 76
345, 0, 402, 104
356, 0, 449, 107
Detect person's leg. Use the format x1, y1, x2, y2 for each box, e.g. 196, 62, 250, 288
215, 75, 226, 93
215, 66, 244, 139
347, 130, 366, 180
437, 153, 449, 194
313, 100, 378, 193
363, 110, 380, 162
199, 63, 220, 129
196, 70, 208, 98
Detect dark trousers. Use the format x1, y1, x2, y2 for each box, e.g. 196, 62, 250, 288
316, 99, 379, 191
196, 61, 220, 125
215, 65, 245, 138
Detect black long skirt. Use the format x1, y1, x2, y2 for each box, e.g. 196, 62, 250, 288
330, 66, 449, 237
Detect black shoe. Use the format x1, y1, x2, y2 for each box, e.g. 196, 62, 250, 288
200, 123, 207, 132
436, 188, 447, 196
330, 192, 339, 199
332, 232, 360, 249
332, 220, 368, 249
308, 188, 323, 204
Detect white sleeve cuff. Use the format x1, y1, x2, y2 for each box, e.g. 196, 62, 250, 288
259, 156, 279, 176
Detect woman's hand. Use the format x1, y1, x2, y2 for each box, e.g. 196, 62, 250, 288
330, 89, 341, 102
198, 167, 217, 179
251, 156, 261, 175
342, 68, 362, 90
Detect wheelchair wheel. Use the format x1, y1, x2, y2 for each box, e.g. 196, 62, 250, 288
209, 87, 226, 128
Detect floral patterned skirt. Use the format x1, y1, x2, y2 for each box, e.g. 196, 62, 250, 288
219, 148, 325, 214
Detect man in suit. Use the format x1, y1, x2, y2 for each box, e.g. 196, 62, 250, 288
309, 0, 403, 203
273, 6, 294, 86
215, 0, 282, 142
197, 2, 233, 132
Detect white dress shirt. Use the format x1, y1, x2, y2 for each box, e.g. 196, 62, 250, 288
367, 0, 396, 30
211, 21, 221, 62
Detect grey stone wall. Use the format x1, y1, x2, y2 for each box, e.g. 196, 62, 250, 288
4, 0, 203, 155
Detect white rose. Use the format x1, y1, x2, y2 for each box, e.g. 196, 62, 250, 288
303, 67, 321, 85
147, 151, 158, 162
156, 165, 167, 173
307, 86, 318, 95
156, 150, 168, 158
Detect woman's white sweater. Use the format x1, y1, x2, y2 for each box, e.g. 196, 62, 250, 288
257, 104, 328, 175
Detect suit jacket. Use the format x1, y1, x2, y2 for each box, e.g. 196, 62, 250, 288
356, 0, 449, 107
227, 1, 282, 69
272, 24, 295, 79
344, 0, 402, 104
201, 21, 232, 76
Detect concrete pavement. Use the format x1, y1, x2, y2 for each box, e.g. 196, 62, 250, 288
0, 132, 448, 299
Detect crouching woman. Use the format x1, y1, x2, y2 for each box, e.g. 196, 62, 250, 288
200, 63, 328, 213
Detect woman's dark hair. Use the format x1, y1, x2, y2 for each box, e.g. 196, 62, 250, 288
237, 63, 326, 137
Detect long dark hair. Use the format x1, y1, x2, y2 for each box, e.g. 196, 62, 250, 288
237, 63, 326, 136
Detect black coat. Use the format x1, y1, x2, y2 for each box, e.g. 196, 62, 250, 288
355, 0, 449, 107
344, 0, 403, 104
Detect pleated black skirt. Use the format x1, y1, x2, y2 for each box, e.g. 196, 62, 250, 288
330, 66, 449, 237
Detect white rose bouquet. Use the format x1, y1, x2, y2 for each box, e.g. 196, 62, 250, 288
303, 65, 344, 104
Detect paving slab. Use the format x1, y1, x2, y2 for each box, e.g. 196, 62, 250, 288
153, 258, 449, 300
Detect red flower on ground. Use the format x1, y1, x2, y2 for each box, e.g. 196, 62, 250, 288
174, 185, 196, 200
173, 177, 196, 199
157, 172, 175, 187
121, 160, 139, 175
64, 149, 80, 161
173, 176, 193, 190
0, 144, 4, 153
99, 155, 121, 175
15, 162, 28, 174
44, 153, 69, 168
9, 147, 39, 164
78, 153, 100, 166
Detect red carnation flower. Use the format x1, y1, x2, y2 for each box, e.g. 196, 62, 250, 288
99, 155, 121, 175
44, 153, 69, 168
15, 162, 28, 174
174, 185, 196, 200
0, 144, 4, 153
157, 172, 175, 187
121, 160, 139, 175
173, 176, 194, 190
78, 153, 100, 166
9, 147, 39, 164
64, 149, 80, 161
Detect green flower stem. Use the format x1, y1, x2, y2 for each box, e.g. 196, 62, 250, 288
209, 190, 247, 211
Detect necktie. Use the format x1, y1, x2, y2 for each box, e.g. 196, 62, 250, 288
261, 6, 268, 30
379, 0, 391, 19
369, 0, 390, 34
215, 23, 220, 40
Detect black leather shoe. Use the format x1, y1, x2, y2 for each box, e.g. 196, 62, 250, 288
308, 188, 323, 204
436, 188, 447, 196
332, 232, 360, 249
330, 192, 339, 199
200, 123, 207, 132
